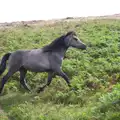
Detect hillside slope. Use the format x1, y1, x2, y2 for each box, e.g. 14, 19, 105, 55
0, 19, 120, 120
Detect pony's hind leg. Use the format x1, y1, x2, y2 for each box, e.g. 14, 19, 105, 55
19, 67, 30, 91
0, 70, 16, 94
37, 72, 55, 93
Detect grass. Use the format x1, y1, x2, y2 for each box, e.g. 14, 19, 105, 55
0, 19, 120, 120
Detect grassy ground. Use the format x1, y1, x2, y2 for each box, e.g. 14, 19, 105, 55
0, 19, 120, 120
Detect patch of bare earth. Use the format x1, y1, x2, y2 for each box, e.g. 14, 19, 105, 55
0, 105, 9, 120
0, 106, 4, 113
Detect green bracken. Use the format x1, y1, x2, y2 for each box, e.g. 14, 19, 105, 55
0, 19, 120, 120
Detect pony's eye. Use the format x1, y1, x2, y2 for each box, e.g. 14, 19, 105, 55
73, 37, 78, 41
74, 38, 78, 41
73, 36, 78, 41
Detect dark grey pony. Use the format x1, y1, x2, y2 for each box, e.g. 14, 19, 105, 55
0, 31, 86, 94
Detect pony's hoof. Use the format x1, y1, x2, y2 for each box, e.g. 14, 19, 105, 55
37, 87, 44, 93
28, 90, 32, 94
70, 87, 77, 91
0, 90, 2, 95
0, 92, 3, 96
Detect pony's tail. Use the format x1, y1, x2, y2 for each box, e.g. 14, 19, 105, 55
0, 53, 11, 75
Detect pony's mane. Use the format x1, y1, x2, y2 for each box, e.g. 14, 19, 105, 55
42, 31, 76, 52
42, 34, 66, 52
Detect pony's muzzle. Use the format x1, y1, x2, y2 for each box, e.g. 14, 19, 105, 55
80, 45, 87, 50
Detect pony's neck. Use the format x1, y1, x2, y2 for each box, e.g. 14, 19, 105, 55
56, 46, 68, 58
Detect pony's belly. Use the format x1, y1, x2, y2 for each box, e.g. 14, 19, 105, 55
28, 69, 51, 73
23, 61, 50, 72
25, 66, 50, 72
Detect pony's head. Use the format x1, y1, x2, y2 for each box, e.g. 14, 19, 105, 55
64, 31, 86, 50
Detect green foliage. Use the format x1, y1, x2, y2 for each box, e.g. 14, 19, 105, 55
0, 19, 120, 120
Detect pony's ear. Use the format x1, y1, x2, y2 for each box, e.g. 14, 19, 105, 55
65, 31, 76, 37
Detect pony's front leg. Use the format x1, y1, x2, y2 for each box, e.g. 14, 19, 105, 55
56, 70, 78, 91
56, 69, 71, 87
